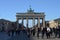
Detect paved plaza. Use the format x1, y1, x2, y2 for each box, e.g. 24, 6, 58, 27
31, 33, 60, 40
0, 31, 30, 40
0, 31, 60, 40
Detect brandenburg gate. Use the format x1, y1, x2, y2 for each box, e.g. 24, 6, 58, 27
16, 8, 45, 28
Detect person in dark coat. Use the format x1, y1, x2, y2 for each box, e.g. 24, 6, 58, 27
15, 28, 20, 35
58, 25, 60, 38
7, 30, 11, 36
32, 28, 36, 36
27, 28, 30, 38
54, 27, 58, 38
11, 28, 15, 36
41, 27, 47, 38
37, 27, 40, 38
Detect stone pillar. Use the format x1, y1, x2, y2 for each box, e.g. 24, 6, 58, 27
26, 17, 28, 28
38, 17, 40, 28
16, 17, 19, 28
22, 17, 23, 27
22, 17, 24, 30
33, 17, 35, 27
43, 17, 45, 27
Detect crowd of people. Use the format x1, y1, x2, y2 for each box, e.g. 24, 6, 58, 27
1, 23, 60, 39
30, 25, 60, 39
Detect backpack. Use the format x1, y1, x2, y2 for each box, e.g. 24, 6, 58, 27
47, 27, 51, 32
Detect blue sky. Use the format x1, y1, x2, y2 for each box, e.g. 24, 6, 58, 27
0, 0, 60, 27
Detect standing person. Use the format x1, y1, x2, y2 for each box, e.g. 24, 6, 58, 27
58, 25, 60, 38
16, 28, 20, 35
50, 28, 53, 36
41, 27, 44, 38
27, 28, 30, 38
15, 28, 18, 35
37, 27, 40, 38
32, 28, 36, 36
7, 29, 11, 36
53, 27, 58, 38
54, 27, 58, 38
30, 28, 33, 36
11, 23, 15, 36
46, 26, 51, 39
41, 27, 47, 38
11, 28, 14, 36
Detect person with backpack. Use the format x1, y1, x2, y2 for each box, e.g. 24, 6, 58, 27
46, 26, 51, 38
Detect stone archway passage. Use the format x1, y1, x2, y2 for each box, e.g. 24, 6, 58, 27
16, 8, 45, 28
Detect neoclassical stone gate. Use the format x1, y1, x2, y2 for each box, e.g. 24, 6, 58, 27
16, 8, 45, 28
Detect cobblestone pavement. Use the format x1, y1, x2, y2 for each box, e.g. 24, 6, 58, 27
30, 33, 60, 40
0, 32, 60, 40
0, 31, 30, 40
0, 32, 9, 40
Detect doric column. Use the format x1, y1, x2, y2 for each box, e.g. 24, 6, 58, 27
38, 17, 40, 28
26, 17, 28, 28
21, 17, 24, 30
22, 17, 23, 27
16, 17, 19, 28
43, 17, 45, 27
33, 17, 35, 27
